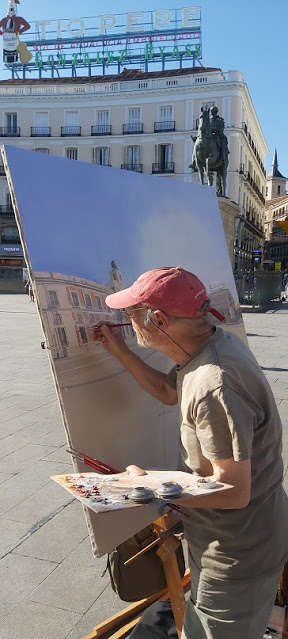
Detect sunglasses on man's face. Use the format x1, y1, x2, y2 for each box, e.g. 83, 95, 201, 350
121, 306, 147, 317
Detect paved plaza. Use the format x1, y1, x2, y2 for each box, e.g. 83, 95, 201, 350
0, 293, 287, 639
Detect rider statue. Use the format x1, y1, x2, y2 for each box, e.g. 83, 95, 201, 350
209, 106, 229, 165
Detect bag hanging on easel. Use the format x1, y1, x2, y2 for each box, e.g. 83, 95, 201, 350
107, 525, 185, 602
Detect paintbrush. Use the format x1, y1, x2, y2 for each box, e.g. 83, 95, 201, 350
67, 448, 190, 518
66, 447, 120, 475
92, 323, 132, 329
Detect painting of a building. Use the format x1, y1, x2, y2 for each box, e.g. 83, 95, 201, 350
35, 262, 131, 359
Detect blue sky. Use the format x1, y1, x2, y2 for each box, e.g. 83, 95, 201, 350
2, 0, 288, 179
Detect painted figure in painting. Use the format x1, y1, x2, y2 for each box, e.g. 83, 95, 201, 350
190, 107, 229, 197
0, 0, 31, 63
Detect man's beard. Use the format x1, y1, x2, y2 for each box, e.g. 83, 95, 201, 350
134, 326, 155, 349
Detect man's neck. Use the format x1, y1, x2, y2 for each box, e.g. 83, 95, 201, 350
156, 325, 216, 365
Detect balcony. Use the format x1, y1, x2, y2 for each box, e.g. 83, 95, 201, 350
121, 164, 143, 172
152, 162, 175, 174
0, 127, 20, 137
123, 123, 143, 134
244, 172, 265, 205
91, 124, 112, 136
154, 121, 176, 133
0, 205, 14, 216
61, 126, 81, 137
241, 123, 266, 177
31, 127, 51, 137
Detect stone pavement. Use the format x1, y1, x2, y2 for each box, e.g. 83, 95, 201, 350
0, 293, 287, 639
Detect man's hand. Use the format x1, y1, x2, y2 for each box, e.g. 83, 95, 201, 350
92, 323, 129, 358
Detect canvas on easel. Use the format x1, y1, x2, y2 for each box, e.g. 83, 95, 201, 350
2, 144, 246, 556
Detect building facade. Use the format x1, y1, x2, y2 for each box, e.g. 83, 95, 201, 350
0, 66, 268, 277
264, 151, 288, 270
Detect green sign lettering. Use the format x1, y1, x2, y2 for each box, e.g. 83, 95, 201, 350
172, 46, 180, 58
57, 53, 66, 67
145, 43, 153, 60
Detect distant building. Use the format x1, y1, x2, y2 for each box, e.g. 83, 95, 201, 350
264, 150, 288, 270
0, 66, 268, 277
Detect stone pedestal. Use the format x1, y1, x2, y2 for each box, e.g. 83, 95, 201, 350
218, 198, 239, 266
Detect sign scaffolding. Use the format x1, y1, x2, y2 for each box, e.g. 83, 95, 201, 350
0, 6, 202, 78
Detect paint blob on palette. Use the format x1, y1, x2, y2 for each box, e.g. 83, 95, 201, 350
52, 471, 231, 514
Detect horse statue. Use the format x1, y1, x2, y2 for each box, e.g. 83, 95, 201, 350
190, 107, 229, 197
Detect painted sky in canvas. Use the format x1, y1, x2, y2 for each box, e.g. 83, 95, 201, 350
3, 145, 236, 298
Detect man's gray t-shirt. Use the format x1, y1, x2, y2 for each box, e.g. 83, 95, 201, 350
169, 327, 288, 580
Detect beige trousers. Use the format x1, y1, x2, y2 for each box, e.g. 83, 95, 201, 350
181, 563, 283, 639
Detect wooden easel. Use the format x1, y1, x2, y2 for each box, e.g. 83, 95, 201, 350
83, 515, 288, 639
83, 511, 189, 639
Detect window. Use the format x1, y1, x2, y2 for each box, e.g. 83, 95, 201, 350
95, 296, 102, 310
34, 112, 49, 127
34, 148, 49, 153
277, 186, 281, 196
71, 291, 80, 307
54, 313, 62, 325
33, 112, 50, 136
78, 326, 88, 343
85, 293, 92, 308
127, 108, 141, 125
57, 327, 68, 347
93, 147, 110, 166
6, 112, 17, 133
159, 106, 173, 122
66, 148, 78, 160
125, 145, 140, 167
89, 313, 95, 325
156, 144, 173, 166
96, 110, 109, 132
76, 313, 83, 322
1, 226, 18, 240
48, 290, 59, 307
64, 111, 79, 127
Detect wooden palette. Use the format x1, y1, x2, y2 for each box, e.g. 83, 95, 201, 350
52, 470, 231, 515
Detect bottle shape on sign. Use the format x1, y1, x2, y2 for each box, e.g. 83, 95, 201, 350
0, 0, 31, 64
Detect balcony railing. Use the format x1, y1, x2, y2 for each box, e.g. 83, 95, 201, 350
31, 127, 51, 137
244, 172, 265, 205
0, 127, 20, 137
61, 126, 81, 137
121, 164, 143, 172
1, 236, 21, 244
154, 121, 176, 133
0, 205, 14, 215
123, 123, 143, 134
91, 124, 112, 136
152, 162, 175, 174
241, 122, 266, 177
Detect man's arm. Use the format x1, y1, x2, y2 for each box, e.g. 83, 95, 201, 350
93, 324, 178, 406
172, 457, 251, 510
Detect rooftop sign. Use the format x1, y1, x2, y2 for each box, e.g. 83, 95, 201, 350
0, 4, 202, 78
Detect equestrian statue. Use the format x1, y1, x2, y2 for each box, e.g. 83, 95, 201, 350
190, 106, 230, 197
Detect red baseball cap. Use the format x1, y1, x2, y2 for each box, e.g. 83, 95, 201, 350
106, 267, 225, 321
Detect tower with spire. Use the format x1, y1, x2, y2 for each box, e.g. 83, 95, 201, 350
266, 150, 287, 200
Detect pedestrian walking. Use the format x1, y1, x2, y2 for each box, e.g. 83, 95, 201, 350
25, 278, 34, 302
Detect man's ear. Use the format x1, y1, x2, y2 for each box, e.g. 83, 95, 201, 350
150, 310, 170, 328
